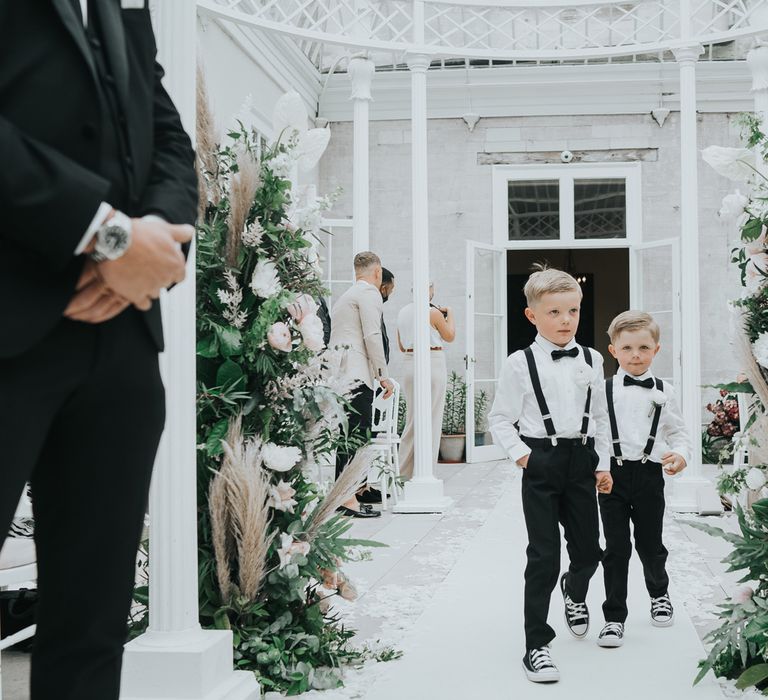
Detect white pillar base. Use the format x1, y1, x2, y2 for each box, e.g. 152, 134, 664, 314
392, 477, 453, 513
667, 476, 723, 515
121, 630, 260, 700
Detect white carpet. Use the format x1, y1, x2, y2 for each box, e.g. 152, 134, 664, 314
339, 467, 725, 700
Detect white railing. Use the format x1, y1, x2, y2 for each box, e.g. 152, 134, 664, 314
198, 0, 767, 63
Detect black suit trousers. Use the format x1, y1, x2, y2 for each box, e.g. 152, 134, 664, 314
599, 458, 669, 623
335, 385, 374, 480
520, 438, 602, 649
0, 310, 165, 700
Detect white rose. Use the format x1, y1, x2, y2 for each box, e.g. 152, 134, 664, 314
268, 152, 295, 179
701, 146, 756, 182
250, 259, 282, 298
718, 190, 749, 222
650, 389, 667, 407
746, 467, 767, 491
298, 313, 326, 352
262, 443, 302, 472
752, 332, 768, 369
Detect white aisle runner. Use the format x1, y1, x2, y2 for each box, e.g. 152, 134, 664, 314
359, 473, 724, 700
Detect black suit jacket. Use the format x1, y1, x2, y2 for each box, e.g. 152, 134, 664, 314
0, 0, 197, 358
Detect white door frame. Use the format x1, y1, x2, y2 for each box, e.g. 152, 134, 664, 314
465, 241, 507, 463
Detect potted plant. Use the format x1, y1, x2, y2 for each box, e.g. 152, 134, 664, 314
440, 371, 467, 462
474, 389, 490, 446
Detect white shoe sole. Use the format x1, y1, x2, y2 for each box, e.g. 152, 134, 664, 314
564, 616, 589, 639
597, 636, 624, 648
523, 663, 561, 683
651, 616, 674, 628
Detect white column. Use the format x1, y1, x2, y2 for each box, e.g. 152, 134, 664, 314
349, 54, 374, 255
748, 43, 768, 177
121, 3, 259, 698
667, 42, 721, 514
393, 53, 451, 514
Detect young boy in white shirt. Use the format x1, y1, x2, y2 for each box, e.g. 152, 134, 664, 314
489, 266, 612, 684
594, 310, 690, 648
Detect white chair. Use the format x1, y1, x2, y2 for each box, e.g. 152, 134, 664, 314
0, 492, 37, 700
369, 380, 402, 511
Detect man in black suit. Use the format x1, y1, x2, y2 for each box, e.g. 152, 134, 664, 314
380, 267, 395, 364
0, 2, 197, 698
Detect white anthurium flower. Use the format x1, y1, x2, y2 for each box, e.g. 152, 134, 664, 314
295, 128, 331, 172
262, 443, 302, 472
250, 259, 281, 298
752, 332, 768, 369
273, 91, 308, 138
701, 146, 756, 182
745, 467, 767, 491
718, 190, 749, 222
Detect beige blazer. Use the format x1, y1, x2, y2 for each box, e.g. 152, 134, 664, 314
329, 280, 389, 390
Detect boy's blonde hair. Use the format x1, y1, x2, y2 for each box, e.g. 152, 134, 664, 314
608, 310, 661, 344
523, 264, 582, 307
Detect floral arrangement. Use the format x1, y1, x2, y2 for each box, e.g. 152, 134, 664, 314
702, 389, 740, 476
688, 500, 768, 693
693, 115, 768, 693
702, 114, 768, 498
149, 80, 392, 694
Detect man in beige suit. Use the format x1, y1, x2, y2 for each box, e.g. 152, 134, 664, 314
330, 251, 393, 518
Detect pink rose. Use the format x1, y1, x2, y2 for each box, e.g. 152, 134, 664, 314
746, 253, 768, 293
287, 294, 318, 324
267, 322, 292, 352
732, 585, 754, 604
745, 225, 768, 256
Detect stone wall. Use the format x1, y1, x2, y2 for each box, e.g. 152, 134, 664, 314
319, 112, 746, 416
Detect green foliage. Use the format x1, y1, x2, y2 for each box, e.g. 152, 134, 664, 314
686, 499, 768, 691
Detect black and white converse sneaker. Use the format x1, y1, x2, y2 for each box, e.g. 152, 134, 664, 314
522, 645, 561, 683
597, 622, 625, 648
650, 594, 674, 627
560, 573, 589, 638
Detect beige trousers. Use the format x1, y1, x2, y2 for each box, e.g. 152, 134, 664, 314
398, 350, 448, 480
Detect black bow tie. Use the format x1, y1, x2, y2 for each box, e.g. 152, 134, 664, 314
624, 375, 654, 389
551, 347, 579, 361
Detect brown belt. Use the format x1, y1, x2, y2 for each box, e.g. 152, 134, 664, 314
404, 347, 442, 352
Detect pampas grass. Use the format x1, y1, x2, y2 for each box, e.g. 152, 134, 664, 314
226, 150, 260, 266
735, 316, 768, 410
305, 446, 374, 538
196, 65, 221, 218
209, 416, 274, 602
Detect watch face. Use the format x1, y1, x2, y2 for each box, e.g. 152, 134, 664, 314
104, 225, 129, 251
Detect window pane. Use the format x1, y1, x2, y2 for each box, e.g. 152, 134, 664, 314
574, 179, 626, 240
508, 180, 559, 241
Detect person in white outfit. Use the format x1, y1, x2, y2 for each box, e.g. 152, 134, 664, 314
396, 282, 456, 480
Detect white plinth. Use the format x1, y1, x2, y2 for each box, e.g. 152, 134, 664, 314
392, 477, 453, 513
121, 630, 260, 700
668, 475, 723, 515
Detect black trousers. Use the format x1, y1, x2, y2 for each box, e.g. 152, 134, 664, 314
0, 311, 165, 700
521, 437, 602, 650
335, 384, 374, 480
599, 458, 669, 623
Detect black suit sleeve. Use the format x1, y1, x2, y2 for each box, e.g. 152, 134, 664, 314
0, 116, 110, 271
138, 58, 198, 227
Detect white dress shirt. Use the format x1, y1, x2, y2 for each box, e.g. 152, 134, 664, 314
488, 334, 611, 471
593, 368, 691, 465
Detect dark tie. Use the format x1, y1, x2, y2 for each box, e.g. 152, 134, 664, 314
551, 347, 579, 361
624, 375, 654, 389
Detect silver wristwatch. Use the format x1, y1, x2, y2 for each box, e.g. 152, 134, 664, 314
90, 211, 132, 263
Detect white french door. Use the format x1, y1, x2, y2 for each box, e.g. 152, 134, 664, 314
465, 241, 507, 463
629, 239, 682, 394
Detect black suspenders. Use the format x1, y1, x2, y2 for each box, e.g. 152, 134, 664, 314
524, 344, 593, 446
606, 376, 664, 465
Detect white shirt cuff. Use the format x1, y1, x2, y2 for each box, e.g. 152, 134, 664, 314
75, 202, 112, 255
507, 443, 531, 464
